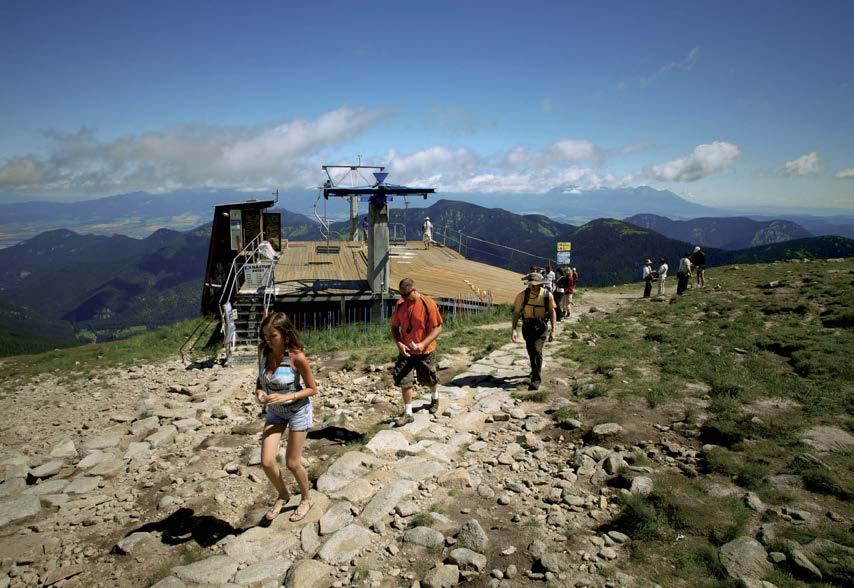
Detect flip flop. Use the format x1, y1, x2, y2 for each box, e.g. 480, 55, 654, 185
264, 496, 288, 521
288, 499, 313, 522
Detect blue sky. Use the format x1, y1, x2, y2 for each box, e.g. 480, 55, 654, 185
1, 0, 852, 209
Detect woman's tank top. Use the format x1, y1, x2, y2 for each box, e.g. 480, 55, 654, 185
258, 349, 304, 411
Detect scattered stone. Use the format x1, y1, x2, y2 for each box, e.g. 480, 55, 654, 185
438, 468, 472, 489
745, 492, 765, 512
719, 537, 771, 582
0, 495, 41, 526
592, 423, 624, 438
630, 476, 654, 496
449, 547, 487, 572
114, 532, 156, 556
319, 501, 355, 536
49, 439, 77, 459
284, 559, 334, 588
404, 527, 445, 549
423, 564, 460, 588
788, 546, 822, 581
317, 524, 373, 565
29, 460, 64, 479
453, 518, 487, 553
223, 526, 299, 564
365, 430, 411, 456
360, 480, 418, 525
608, 531, 630, 544
233, 558, 293, 586
172, 555, 239, 585
300, 523, 321, 557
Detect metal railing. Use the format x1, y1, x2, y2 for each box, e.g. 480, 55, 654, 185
434, 225, 558, 267
218, 233, 275, 327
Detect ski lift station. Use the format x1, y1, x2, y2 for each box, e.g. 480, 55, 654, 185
201, 164, 525, 345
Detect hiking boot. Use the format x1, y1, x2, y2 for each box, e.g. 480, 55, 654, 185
395, 414, 415, 427
528, 381, 541, 391
428, 398, 440, 414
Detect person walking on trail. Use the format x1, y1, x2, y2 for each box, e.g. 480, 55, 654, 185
512, 273, 557, 391
553, 268, 568, 321
390, 278, 444, 426
422, 217, 433, 249
544, 266, 556, 292
255, 312, 318, 522
642, 259, 654, 298
677, 252, 693, 295
657, 258, 669, 297
690, 245, 706, 288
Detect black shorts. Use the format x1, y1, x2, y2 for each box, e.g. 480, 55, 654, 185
392, 352, 439, 387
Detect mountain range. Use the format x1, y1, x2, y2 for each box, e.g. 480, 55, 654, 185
623, 214, 813, 250
3, 198, 853, 356
3, 187, 854, 248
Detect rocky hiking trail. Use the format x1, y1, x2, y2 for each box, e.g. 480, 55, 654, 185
2, 284, 848, 587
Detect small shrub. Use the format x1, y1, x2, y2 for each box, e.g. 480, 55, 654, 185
613, 494, 658, 540
553, 406, 579, 426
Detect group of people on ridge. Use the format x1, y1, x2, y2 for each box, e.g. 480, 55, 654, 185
642, 246, 706, 298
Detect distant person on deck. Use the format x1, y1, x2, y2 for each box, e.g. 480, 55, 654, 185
359, 216, 369, 242
677, 252, 692, 295
512, 273, 557, 390
642, 259, 654, 298
422, 217, 433, 249
657, 258, 669, 297
256, 312, 318, 523
690, 246, 706, 288
390, 278, 444, 426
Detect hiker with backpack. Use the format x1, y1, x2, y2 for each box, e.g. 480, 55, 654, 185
511, 273, 557, 390
390, 278, 444, 426
642, 259, 654, 298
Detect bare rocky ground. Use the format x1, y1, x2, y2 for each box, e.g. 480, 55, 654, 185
0, 283, 849, 587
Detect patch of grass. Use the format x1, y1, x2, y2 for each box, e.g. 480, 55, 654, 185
511, 390, 552, 402
612, 494, 659, 540
1, 318, 211, 385
409, 512, 434, 528
553, 406, 579, 426
795, 464, 853, 500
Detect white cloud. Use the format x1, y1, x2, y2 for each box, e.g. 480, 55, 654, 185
641, 47, 700, 88
835, 168, 854, 179
782, 151, 821, 176
385, 143, 626, 194
651, 141, 741, 182
0, 107, 385, 195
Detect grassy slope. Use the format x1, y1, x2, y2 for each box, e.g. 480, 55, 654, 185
565, 259, 853, 586
0, 304, 513, 389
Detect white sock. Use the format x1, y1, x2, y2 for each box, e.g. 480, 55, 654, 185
404, 403, 413, 415
431, 390, 439, 400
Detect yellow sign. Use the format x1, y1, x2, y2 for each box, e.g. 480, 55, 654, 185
557, 242, 572, 252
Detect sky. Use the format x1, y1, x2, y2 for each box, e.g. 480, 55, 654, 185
1, 0, 852, 210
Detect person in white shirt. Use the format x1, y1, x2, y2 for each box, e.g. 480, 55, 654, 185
657, 258, 669, 297
642, 259, 654, 298
544, 266, 555, 292
677, 252, 693, 295
422, 217, 433, 249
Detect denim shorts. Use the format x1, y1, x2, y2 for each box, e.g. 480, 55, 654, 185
265, 398, 313, 430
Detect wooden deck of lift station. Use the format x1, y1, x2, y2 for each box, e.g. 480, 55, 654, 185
262, 240, 522, 303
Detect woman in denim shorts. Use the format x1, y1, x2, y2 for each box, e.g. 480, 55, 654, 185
256, 312, 318, 522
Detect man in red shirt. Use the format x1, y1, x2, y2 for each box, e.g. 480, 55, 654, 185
390, 278, 444, 426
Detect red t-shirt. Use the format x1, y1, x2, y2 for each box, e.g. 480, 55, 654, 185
391, 294, 443, 355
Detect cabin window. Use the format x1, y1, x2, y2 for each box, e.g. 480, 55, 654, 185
229, 209, 243, 250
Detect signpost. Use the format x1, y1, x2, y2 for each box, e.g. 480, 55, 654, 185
557, 242, 572, 266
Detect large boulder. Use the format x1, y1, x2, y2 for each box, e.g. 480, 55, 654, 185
317, 524, 372, 565
284, 559, 334, 588
719, 537, 771, 582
